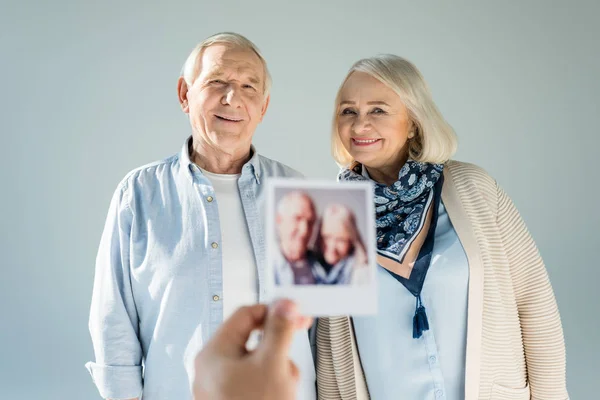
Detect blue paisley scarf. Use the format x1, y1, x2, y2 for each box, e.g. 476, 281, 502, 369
338, 160, 444, 338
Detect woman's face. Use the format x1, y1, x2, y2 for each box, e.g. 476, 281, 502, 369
321, 219, 353, 266
336, 71, 413, 171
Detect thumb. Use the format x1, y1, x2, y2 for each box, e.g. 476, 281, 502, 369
257, 299, 299, 358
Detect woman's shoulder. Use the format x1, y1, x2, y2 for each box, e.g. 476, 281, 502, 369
444, 160, 499, 211
445, 160, 497, 190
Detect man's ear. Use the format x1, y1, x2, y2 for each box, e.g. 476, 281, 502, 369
259, 95, 270, 121
177, 77, 190, 113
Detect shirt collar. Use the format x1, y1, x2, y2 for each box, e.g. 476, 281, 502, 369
360, 164, 371, 179
179, 136, 262, 184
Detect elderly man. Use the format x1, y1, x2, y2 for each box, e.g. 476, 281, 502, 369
86, 32, 316, 400
274, 192, 320, 285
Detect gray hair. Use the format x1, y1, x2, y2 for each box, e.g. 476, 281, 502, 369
276, 191, 315, 217
181, 32, 272, 98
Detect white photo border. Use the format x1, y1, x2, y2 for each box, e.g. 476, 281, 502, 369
265, 178, 378, 316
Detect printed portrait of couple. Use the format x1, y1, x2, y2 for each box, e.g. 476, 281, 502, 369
273, 189, 371, 287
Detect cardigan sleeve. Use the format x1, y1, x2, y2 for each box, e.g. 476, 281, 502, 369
496, 183, 569, 400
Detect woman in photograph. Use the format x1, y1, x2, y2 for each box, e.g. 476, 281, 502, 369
315, 55, 568, 400
312, 203, 369, 285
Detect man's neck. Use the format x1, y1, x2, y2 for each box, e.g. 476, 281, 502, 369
190, 138, 252, 175
283, 252, 313, 268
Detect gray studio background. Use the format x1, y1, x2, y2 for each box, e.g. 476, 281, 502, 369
1, 1, 598, 398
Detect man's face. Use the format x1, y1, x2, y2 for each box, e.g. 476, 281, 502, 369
181, 44, 269, 152
276, 195, 316, 263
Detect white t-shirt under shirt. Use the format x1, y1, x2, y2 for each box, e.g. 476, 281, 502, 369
200, 168, 257, 320
200, 168, 316, 400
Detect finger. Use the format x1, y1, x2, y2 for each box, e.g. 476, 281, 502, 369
256, 299, 299, 359
295, 316, 314, 331
289, 359, 300, 382
210, 304, 268, 358
193, 384, 210, 400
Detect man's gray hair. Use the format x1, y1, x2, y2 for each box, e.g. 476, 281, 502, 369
276, 191, 315, 217
180, 32, 272, 98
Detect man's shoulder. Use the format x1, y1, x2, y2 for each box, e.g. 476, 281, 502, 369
117, 153, 180, 193
256, 154, 304, 179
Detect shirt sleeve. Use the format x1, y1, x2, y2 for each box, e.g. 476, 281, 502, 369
86, 182, 143, 399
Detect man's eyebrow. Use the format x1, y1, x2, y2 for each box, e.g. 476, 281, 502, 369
203, 69, 261, 85
204, 70, 224, 80
237, 65, 262, 85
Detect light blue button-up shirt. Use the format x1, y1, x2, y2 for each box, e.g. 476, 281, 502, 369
353, 201, 469, 400
86, 137, 316, 400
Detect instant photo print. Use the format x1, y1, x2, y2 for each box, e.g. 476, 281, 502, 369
265, 178, 377, 316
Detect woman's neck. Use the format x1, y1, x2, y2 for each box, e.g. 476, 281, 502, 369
364, 155, 409, 186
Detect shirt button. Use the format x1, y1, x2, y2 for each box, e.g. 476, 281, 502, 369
206, 196, 213, 202
211, 242, 219, 249
429, 356, 437, 363
435, 389, 444, 398
213, 295, 220, 301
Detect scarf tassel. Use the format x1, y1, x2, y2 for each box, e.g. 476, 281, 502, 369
412, 295, 430, 339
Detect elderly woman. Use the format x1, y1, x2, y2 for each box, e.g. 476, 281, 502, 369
312, 203, 369, 285
315, 55, 568, 400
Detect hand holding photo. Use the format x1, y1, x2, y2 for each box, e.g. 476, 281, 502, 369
265, 178, 377, 316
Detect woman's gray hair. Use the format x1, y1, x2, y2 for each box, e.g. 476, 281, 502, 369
181, 32, 272, 98
331, 54, 458, 166
312, 203, 367, 265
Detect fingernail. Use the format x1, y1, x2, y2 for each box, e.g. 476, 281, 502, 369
273, 299, 298, 320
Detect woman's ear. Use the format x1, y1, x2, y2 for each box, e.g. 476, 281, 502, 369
407, 120, 420, 140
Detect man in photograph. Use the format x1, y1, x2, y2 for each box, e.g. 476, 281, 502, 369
274, 191, 320, 285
